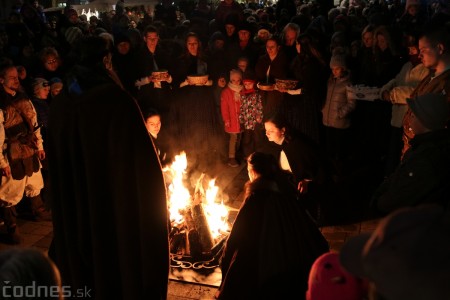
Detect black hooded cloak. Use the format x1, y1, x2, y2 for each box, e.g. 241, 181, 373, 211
48, 64, 169, 299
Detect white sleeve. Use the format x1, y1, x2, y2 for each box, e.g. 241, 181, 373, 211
0, 110, 9, 168
28, 100, 44, 151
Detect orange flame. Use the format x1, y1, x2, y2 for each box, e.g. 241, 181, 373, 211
163, 152, 230, 239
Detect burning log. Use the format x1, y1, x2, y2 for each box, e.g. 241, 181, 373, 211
165, 155, 230, 263
187, 229, 201, 257
191, 174, 214, 255
178, 205, 214, 258
191, 203, 214, 252
169, 174, 215, 258
170, 231, 185, 254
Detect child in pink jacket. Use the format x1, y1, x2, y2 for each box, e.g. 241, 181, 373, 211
221, 69, 243, 167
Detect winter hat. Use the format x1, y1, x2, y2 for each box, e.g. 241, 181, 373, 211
242, 71, 256, 83
32, 78, 49, 94
406, 93, 449, 130
99, 32, 114, 46
93, 27, 107, 35
229, 68, 243, 79
49, 77, 63, 93
257, 28, 272, 40
406, 0, 421, 8
306, 252, 366, 300
237, 20, 254, 35
339, 204, 450, 300
114, 32, 131, 45
209, 31, 225, 45
329, 54, 347, 70
65, 26, 83, 45
224, 13, 239, 27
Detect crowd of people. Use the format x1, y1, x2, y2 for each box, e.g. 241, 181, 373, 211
0, 0, 449, 298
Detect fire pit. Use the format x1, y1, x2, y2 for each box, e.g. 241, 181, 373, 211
163, 153, 231, 271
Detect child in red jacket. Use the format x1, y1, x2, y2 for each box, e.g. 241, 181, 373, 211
221, 69, 243, 167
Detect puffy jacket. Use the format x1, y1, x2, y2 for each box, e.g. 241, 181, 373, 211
322, 73, 355, 129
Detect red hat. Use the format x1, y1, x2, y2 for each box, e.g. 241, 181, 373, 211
306, 252, 366, 300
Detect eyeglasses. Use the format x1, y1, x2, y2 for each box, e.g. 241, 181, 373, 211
46, 59, 57, 65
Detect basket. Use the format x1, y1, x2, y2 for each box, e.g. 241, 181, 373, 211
187, 74, 209, 85
258, 83, 275, 91
346, 85, 380, 101
275, 79, 298, 90
152, 69, 169, 81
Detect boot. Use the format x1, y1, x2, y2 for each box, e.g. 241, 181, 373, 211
6, 224, 22, 245
29, 195, 52, 222
1, 205, 22, 244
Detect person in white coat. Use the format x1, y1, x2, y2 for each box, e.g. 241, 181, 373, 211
380, 32, 429, 175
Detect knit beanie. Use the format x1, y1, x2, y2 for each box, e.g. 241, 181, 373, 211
229, 69, 243, 80
224, 13, 239, 27
32, 78, 49, 94
237, 21, 254, 35
257, 29, 272, 40
407, 93, 450, 130
329, 54, 347, 70
99, 32, 114, 46
65, 26, 83, 45
50, 77, 63, 93
306, 252, 366, 300
114, 32, 131, 45
209, 31, 225, 45
242, 70, 256, 83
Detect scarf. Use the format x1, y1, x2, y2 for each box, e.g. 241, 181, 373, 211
241, 88, 255, 94
228, 82, 243, 93
228, 82, 243, 102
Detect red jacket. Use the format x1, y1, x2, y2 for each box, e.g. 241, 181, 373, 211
221, 86, 242, 133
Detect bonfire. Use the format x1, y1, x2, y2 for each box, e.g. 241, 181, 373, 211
163, 152, 230, 261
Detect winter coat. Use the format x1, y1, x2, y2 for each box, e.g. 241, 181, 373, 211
322, 72, 355, 129
239, 91, 263, 130
221, 85, 242, 133
373, 129, 450, 214
380, 62, 429, 128
402, 69, 450, 157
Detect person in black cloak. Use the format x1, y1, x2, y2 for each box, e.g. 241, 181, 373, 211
47, 36, 169, 300
168, 32, 222, 174
216, 152, 329, 300
264, 113, 337, 225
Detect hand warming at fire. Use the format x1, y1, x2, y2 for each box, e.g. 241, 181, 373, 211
298, 178, 312, 194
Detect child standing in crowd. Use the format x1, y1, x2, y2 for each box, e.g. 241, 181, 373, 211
49, 77, 63, 100
213, 74, 229, 160
321, 53, 355, 174
239, 75, 264, 159
221, 69, 243, 167
214, 74, 228, 129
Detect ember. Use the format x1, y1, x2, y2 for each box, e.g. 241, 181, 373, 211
163, 152, 230, 264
